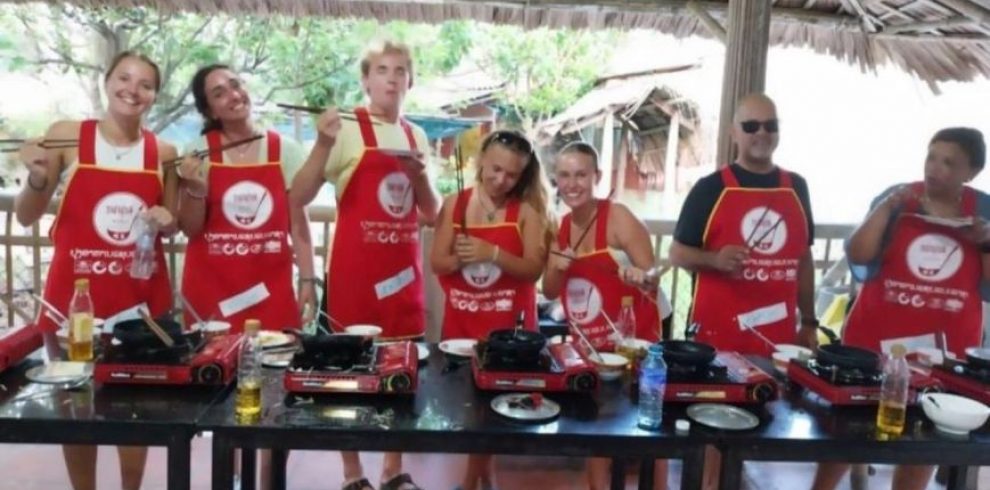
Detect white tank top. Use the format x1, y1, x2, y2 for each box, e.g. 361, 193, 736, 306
56, 127, 150, 197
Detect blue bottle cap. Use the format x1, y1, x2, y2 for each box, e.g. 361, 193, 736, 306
648, 344, 664, 356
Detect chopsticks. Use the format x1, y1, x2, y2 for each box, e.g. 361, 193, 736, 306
163, 134, 264, 167
276, 103, 381, 125
454, 142, 467, 232
138, 308, 175, 347
1, 139, 78, 153
31, 294, 67, 324
739, 317, 777, 351
569, 322, 604, 362
570, 187, 617, 251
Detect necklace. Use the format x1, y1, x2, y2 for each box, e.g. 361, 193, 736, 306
111, 138, 141, 161
225, 133, 260, 161
477, 190, 502, 223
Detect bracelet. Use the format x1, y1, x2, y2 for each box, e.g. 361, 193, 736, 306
492, 245, 500, 263
27, 173, 47, 192
184, 186, 207, 200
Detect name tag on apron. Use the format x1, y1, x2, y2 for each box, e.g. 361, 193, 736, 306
737, 302, 788, 330
880, 333, 936, 355
219, 282, 271, 318
375, 266, 415, 300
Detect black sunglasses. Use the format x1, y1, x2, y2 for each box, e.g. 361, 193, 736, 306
739, 119, 779, 134
486, 130, 533, 154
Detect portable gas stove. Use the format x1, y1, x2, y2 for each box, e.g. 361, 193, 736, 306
664, 351, 777, 403
928, 357, 990, 404
284, 340, 418, 394
471, 341, 599, 393
0, 324, 43, 372
94, 333, 241, 385
788, 358, 941, 405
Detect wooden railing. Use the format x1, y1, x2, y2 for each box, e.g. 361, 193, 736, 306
0, 190, 855, 338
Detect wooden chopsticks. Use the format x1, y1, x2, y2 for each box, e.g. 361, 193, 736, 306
163, 134, 264, 167
569, 187, 617, 252
139, 308, 175, 347
0, 138, 79, 153
276, 103, 381, 125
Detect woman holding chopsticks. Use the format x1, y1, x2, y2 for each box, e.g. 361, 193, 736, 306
540, 142, 668, 490
13, 51, 178, 490
175, 64, 311, 332
430, 129, 551, 490
812, 128, 990, 490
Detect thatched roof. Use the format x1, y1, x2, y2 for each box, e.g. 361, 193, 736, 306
536, 63, 703, 144
12, 0, 990, 83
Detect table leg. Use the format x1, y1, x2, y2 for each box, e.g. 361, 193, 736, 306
241, 448, 257, 490
946, 466, 971, 490
681, 446, 704, 490
717, 449, 743, 490
271, 448, 288, 490
167, 435, 191, 490
637, 459, 655, 490
212, 435, 235, 490
611, 459, 627, 490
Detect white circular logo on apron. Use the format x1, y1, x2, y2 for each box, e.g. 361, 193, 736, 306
906, 233, 962, 282
565, 278, 603, 325
378, 171, 413, 219
92, 192, 146, 246
740, 206, 788, 255
222, 181, 272, 230
461, 262, 502, 289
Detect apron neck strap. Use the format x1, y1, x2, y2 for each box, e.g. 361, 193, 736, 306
593, 199, 610, 249
78, 120, 98, 166
141, 129, 158, 172
266, 130, 280, 163
355, 107, 379, 148
453, 188, 472, 229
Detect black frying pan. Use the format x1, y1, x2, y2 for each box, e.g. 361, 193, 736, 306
816, 344, 880, 372
112, 317, 191, 347
659, 340, 716, 367
966, 347, 990, 370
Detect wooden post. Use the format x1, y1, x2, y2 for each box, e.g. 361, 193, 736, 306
662, 112, 681, 213
599, 112, 616, 197
715, 0, 772, 168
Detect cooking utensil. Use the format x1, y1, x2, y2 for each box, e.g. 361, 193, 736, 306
965, 347, 990, 370
570, 187, 617, 252
687, 403, 760, 431
138, 308, 175, 347
817, 344, 880, 372
1, 138, 79, 153
659, 340, 717, 367
174, 290, 205, 326
739, 318, 778, 352
163, 134, 264, 166
276, 103, 380, 124
569, 322, 603, 363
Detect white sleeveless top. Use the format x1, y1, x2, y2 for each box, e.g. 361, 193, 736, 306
55, 128, 150, 197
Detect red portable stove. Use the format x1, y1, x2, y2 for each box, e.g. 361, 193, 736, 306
788, 358, 941, 405
0, 324, 43, 372
927, 357, 990, 405
284, 340, 418, 394
94, 334, 241, 386
471, 341, 599, 393
664, 351, 778, 404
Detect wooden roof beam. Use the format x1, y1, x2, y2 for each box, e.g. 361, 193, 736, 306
885, 16, 973, 32
936, 0, 990, 24
687, 1, 728, 42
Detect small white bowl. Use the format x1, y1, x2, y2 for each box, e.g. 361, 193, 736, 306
772, 352, 794, 375
921, 393, 990, 435
195, 320, 232, 339
345, 324, 383, 338
775, 344, 812, 359
593, 352, 629, 382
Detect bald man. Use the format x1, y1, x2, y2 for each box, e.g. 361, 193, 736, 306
671, 93, 818, 355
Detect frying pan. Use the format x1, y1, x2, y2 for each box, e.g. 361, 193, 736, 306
113, 317, 193, 347
658, 340, 716, 367
965, 347, 990, 370
810, 324, 880, 372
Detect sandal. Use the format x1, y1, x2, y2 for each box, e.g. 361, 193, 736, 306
342, 477, 375, 490
380, 472, 423, 490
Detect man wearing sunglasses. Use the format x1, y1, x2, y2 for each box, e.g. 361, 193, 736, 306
671, 93, 818, 357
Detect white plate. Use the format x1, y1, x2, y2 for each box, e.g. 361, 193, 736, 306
258, 331, 294, 349
687, 403, 760, 431
378, 149, 421, 158
438, 338, 477, 358
25, 362, 92, 384
491, 393, 560, 422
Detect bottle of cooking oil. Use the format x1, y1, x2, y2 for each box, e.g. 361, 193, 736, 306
876, 343, 909, 439
235, 319, 262, 424
67, 279, 94, 361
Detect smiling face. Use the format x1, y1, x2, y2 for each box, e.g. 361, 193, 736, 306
104, 56, 159, 119
554, 151, 600, 209
479, 143, 529, 200
203, 68, 251, 125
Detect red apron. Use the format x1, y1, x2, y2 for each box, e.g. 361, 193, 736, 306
181, 131, 298, 333
691, 166, 808, 356
844, 183, 982, 355
38, 119, 171, 333
559, 200, 661, 351
438, 188, 537, 340
325, 107, 425, 340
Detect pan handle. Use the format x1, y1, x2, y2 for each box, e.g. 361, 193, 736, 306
816, 324, 840, 345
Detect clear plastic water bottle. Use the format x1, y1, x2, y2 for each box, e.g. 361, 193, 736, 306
129, 214, 158, 280
638, 344, 667, 429
876, 343, 909, 439
236, 319, 263, 424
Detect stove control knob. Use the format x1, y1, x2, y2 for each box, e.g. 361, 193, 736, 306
196, 364, 223, 385
569, 373, 596, 392
750, 382, 776, 402
384, 373, 412, 393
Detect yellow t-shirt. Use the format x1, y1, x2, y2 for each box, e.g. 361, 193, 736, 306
182, 131, 305, 189
323, 115, 431, 199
